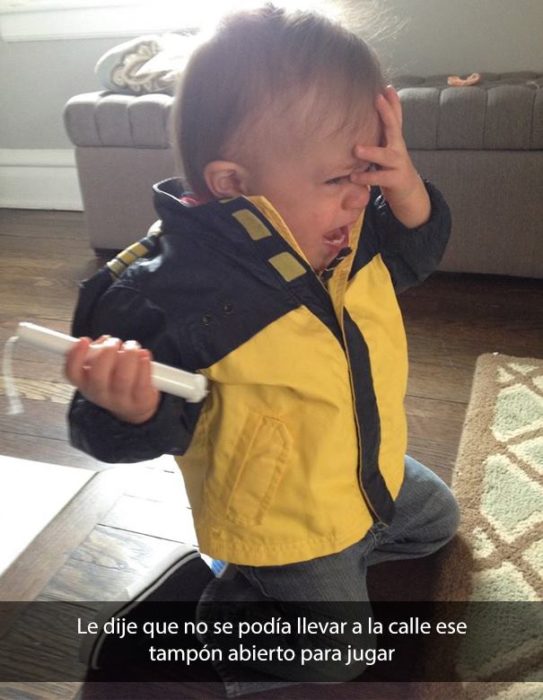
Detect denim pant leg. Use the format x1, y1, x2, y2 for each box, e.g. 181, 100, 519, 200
197, 532, 377, 697
367, 454, 460, 566
198, 454, 459, 697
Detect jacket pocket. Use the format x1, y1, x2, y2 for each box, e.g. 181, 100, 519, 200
223, 413, 292, 527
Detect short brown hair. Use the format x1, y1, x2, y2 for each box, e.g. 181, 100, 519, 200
174, 3, 385, 198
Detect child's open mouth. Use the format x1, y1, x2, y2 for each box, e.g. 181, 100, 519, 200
324, 226, 349, 250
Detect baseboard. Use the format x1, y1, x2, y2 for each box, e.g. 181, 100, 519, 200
0, 149, 83, 210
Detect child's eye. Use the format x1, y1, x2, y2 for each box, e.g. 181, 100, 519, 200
325, 175, 350, 186
353, 163, 377, 175
325, 164, 377, 186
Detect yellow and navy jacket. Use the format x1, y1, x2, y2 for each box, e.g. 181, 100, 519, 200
69, 177, 451, 566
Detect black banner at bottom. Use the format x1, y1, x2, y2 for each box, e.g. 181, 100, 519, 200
0, 600, 541, 683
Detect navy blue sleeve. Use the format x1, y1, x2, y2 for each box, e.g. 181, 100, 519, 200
368, 181, 452, 293
68, 284, 203, 464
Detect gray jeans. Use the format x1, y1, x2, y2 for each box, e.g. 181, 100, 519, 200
197, 455, 460, 697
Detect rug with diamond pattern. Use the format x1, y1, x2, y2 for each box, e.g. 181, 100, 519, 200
426, 353, 543, 700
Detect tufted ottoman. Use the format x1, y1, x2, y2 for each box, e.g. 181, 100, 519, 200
64, 72, 543, 277
395, 72, 543, 278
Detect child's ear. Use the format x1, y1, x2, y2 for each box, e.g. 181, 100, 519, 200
204, 161, 250, 198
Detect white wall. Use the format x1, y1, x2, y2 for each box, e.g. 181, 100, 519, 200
368, 0, 543, 78
0, 36, 122, 208
0, 36, 121, 150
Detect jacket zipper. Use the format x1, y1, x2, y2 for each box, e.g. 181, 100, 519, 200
338, 315, 382, 525
315, 269, 382, 525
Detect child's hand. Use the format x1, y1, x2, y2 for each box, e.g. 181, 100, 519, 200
352, 86, 431, 229
65, 336, 160, 424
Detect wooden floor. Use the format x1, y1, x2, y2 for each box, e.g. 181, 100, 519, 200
0, 208, 542, 699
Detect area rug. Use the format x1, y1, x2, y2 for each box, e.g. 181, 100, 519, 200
426, 353, 543, 700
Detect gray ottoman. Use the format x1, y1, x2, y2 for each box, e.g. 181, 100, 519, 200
396, 72, 543, 278
64, 72, 543, 277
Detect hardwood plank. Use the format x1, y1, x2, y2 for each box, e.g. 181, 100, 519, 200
75, 680, 226, 699
0, 397, 73, 441
0, 600, 92, 686
406, 360, 473, 404
0, 208, 87, 238
20, 461, 200, 605
41, 524, 190, 602
399, 271, 543, 306
100, 494, 197, 546
0, 295, 79, 321
0, 235, 91, 260
0, 376, 72, 405
406, 395, 467, 482
403, 286, 543, 346
406, 327, 543, 375
0, 317, 75, 339
0, 356, 71, 383
0, 431, 103, 470
0, 682, 81, 700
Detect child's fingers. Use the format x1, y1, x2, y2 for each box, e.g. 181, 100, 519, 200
64, 334, 159, 422
113, 349, 159, 424
378, 87, 402, 128
353, 145, 400, 170
82, 338, 121, 402
383, 85, 403, 127
376, 91, 403, 147
109, 342, 142, 397
350, 167, 396, 190
64, 337, 91, 386
351, 147, 406, 190
132, 350, 157, 404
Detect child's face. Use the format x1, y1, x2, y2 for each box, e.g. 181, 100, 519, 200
244, 108, 381, 272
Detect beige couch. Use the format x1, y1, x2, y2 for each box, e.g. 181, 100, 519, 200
64, 72, 543, 277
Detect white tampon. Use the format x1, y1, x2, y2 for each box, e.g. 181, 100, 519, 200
16, 322, 208, 403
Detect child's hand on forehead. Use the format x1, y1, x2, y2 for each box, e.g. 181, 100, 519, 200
351, 86, 431, 229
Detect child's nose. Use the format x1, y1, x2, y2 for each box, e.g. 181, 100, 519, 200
343, 184, 370, 211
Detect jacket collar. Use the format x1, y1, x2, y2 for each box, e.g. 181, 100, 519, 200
152, 177, 364, 285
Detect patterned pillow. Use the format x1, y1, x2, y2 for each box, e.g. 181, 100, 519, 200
95, 34, 193, 95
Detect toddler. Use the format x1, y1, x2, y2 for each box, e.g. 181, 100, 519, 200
66, 4, 459, 694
